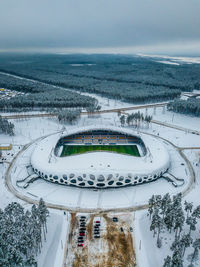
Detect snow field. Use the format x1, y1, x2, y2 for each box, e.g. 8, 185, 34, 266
0, 93, 200, 267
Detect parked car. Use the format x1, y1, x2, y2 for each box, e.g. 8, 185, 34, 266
94, 232, 100, 235
113, 217, 118, 222
79, 232, 85, 236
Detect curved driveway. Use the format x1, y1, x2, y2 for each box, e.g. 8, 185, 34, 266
5, 130, 196, 213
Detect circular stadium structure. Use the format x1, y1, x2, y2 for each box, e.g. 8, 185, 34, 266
31, 126, 170, 188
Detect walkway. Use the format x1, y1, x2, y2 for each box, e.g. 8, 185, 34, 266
4, 131, 196, 213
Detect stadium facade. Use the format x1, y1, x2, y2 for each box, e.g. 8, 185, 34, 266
31, 126, 170, 188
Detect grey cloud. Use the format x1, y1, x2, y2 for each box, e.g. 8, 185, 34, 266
0, 0, 200, 52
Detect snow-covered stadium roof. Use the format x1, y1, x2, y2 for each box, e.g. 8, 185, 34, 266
31, 125, 170, 188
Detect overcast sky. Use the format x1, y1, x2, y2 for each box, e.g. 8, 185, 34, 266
0, 0, 200, 54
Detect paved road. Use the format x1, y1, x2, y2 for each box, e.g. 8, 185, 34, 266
181, 147, 200, 150
4, 126, 198, 267
1, 69, 199, 136
2, 69, 199, 267
3, 106, 200, 137
1, 102, 167, 120
4, 130, 196, 213
152, 120, 200, 135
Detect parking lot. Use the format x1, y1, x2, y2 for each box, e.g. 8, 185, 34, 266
66, 212, 136, 267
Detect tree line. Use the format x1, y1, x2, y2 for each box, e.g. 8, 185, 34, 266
0, 115, 14, 135
1, 54, 200, 106
0, 73, 97, 112
119, 111, 152, 128
0, 199, 49, 267
148, 193, 200, 267
167, 98, 200, 117
57, 109, 81, 124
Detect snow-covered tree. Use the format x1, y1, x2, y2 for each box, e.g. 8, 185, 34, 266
0, 201, 49, 266
0, 116, 14, 136
119, 115, 125, 127
188, 239, 200, 265
161, 193, 171, 219
150, 207, 163, 247
171, 249, 183, 267
184, 201, 193, 219
180, 233, 193, 257
191, 205, 200, 219
163, 256, 172, 267
38, 198, 49, 241
173, 207, 185, 238
186, 216, 197, 235
147, 194, 155, 220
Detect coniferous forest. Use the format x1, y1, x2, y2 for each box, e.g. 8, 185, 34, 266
148, 193, 200, 267
167, 98, 200, 117
1, 54, 200, 112
0, 199, 49, 267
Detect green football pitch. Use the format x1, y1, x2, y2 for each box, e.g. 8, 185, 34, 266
60, 145, 140, 157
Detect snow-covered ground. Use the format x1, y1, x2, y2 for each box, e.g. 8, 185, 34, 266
156, 60, 180, 65
1, 92, 200, 266
8, 137, 189, 210
138, 54, 200, 64
37, 211, 70, 267
134, 152, 200, 267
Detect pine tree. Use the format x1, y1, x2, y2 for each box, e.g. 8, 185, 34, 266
150, 212, 157, 237
120, 115, 125, 126
180, 233, 193, 257
26, 254, 38, 267
155, 195, 162, 209
164, 205, 175, 233
171, 236, 184, 256
161, 193, 171, 220
173, 206, 185, 238
163, 255, 172, 267
186, 216, 197, 235
150, 207, 163, 246
148, 195, 155, 220
188, 239, 200, 265
38, 198, 49, 241
172, 193, 182, 210
191, 205, 200, 219
0, 248, 9, 267
171, 249, 183, 267
184, 201, 193, 219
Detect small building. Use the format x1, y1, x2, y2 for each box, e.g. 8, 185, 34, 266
0, 144, 13, 150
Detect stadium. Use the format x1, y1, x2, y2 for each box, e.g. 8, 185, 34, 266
31, 126, 170, 188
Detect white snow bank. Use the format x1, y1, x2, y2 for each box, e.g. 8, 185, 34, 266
37, 211, 70, 267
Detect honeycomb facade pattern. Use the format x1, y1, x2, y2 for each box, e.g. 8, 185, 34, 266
31, 168, 163, 188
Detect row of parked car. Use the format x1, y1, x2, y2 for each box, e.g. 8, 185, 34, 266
77, 215, 133, 247
77, 216, 87, 247
93, 219, 101, 239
